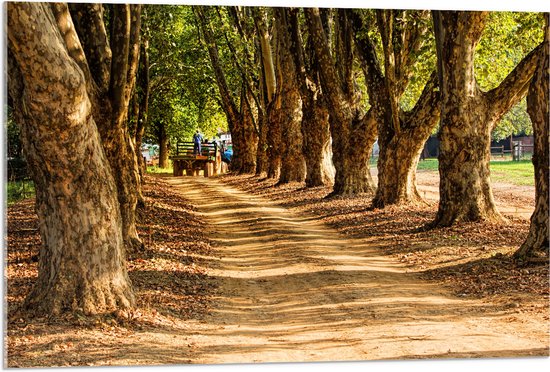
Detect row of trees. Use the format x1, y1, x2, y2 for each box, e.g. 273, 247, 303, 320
194, 8, 547, 250
7, 3, 548, 316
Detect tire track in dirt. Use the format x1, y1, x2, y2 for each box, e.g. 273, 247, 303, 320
165, 176, 548, 364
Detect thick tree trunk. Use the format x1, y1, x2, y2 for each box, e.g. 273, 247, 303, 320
330, 113, 377, 195
432, 11, 542, 226
515, 16, 549, 261
70, 3, 143, 251
255, 105, 269, 176
276, 8, 306, 184
238, 86, 259, 174
302, 102, 332, 187
96, 4, 143, 251
7, 2, 135, 315
372, 74, 440, 207
350, 9, 438, 207
266, 97, 282, 179
306, 8, 375, 195
135, 38, 150, 180
289, 8, 332, 187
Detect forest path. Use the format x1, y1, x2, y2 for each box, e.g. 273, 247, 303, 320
165, 176, 548, 364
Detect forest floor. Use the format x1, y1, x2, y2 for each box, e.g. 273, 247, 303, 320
5, 172, 549, 367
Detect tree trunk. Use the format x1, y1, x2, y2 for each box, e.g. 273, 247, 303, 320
515, 16, 549, 261
289, 8, 332, 187
266, 96, 282, 179
372, 74, 440, 207
158, 124, 169, 169
349, 9, 438, 207
7, 2, 134, 315
70, 3, 143, 251
135, 38, 150, 180
432, 11, 543, 226
239, 85, 258, 174
306, 8, 376, 196
276, 8, 306, 184
302, 101, 332, 187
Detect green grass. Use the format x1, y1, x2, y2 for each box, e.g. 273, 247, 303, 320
7, 180, 35, 205
416, 158, 439, 171
147, 164, 173, 174
416, 158, 534, 186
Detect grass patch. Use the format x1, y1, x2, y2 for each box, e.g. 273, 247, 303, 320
490, 160, 534, 186
147, 164, 173, 175
416, 158, 439, 171
7, 180, 35, 205
416, 158, 534, 186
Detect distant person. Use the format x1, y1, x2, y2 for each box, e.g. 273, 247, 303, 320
193, 130, 202, 156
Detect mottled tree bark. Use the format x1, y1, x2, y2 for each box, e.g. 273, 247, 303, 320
350, 9, 440, 207
289, 8, 333, 187
432, 11, 543, 226
69, 3, 143, 251
7, 2, 134, 315
275, 8, 306, 184
266, 96, 282, 179
515, 16, 549, 261
306, 8, 376, 196
254, 8, 276, 176
135, 38, 150, 179
239, 85, 259, 173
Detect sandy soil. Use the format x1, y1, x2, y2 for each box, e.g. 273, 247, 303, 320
6, 174, 548, 367
160, 176, 548, 363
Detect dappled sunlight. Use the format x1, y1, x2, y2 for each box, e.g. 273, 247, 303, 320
161, 176, 548, 364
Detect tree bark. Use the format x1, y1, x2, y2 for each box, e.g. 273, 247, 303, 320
515, 16, 549, 261
69, 3, 143, 251
289, 8, 333, 187
432, 11, 543, 226
306, 8, 376, 196
254, 8, 276, 176
8, 2, 134, 315
275, 8, 306, 184
349, 9, 439, 207
135, 38, 150, 179
158, 123, 169, 169
239, 84, 259, 173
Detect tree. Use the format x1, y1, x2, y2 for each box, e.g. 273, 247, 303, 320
431, 10, 543, 226
7, 2, 134, 315
514, 15, 549, 261
253, 7, 276, 176
274, 8, 306, 184
305, 8, 377, 196
68, 3, 143, 251
289, 9, 333, 187
195, 6, 257, 174
350, 9, 440, 207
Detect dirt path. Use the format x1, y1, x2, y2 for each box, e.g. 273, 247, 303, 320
164, 176, 548, 364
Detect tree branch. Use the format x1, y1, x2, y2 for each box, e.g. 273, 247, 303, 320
109, 4, 131, 119
485, 42, 544, 125
69, 3, 111, 94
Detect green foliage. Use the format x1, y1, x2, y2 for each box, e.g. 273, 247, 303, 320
143, 5, 229, 150
7, 180, 35, 205
476, 11, 544, 140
